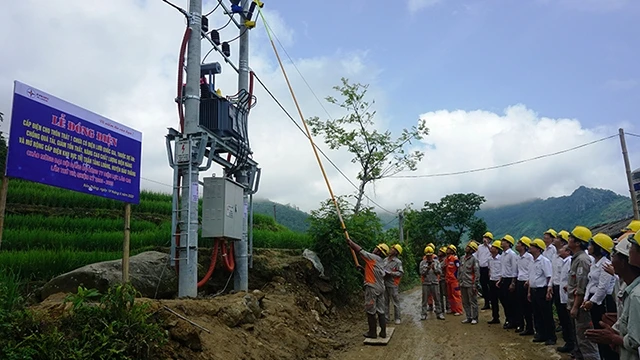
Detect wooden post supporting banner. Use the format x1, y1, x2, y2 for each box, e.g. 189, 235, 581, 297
619, 128, 640, 220
0, 176, 9, 250
122, 203, 131, 283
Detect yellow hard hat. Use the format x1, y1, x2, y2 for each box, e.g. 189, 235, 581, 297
376, 243, 390, 256
631, 230, 640, 246
623, 220, 640, 233
531, 238, 546, 251
502, 235, 515, 245
392, 244, 403, 255
570, 226, 592, 243
424, 246, 434, 255
427, 242, 435, 249
491, 240, 502, 249
591, 233, 614, 254
519, 236, 532, 248
467, 241, 479, 251
557, 230, 570, 241
483, 232, 494, 240
439, 246, 448, 254
544, 229, 558, 238
448, 244, 457, 252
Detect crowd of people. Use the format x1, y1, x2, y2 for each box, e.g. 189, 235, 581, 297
346, 220, 640, 360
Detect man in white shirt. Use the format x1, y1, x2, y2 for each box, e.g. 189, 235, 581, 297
516, 236, 535, 336
543, 228, 558, 261
488, 240, 503, 325
553, 231, 575, 353
499, 234, 519, 329
475, 232, 494, 310
528, 238, 557, 345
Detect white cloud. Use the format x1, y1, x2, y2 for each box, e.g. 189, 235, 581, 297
1, 0, 638, 217
407, 0, 442, 13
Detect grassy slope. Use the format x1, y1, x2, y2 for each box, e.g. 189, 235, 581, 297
0, 179, 310, 282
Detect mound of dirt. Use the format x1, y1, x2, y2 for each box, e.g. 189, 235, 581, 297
33, 248, 361, 360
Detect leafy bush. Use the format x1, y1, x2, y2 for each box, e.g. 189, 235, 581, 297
309, 197, 384, 303
0, 281, 167, 360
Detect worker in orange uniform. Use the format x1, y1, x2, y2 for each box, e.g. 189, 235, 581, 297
445, 244, 464, 316
346, 238, 389, 339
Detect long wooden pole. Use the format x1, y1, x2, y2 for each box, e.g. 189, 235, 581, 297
619, 128, 640, 220
0, 176, 8, 250
122, 203, 131, 283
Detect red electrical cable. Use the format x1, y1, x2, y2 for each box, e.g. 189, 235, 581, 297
197, 239, 220, 288
222, 240, 235, 272
177, 26, 191, 133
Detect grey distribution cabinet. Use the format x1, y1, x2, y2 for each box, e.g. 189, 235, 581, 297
202, 177, 244, 240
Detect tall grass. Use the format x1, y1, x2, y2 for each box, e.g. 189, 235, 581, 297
252, 229, 312, 249
0, 250, 145, 281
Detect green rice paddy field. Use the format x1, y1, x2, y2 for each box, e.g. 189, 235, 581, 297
0, 179, 311, 281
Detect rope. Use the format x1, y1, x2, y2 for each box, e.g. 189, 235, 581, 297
257, 8, 361, 269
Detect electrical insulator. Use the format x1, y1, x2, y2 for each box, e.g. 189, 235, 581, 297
246, 2, 256, 20
202, 15, 209, 33
222, 42, 231, 57
210, 30, 221, 45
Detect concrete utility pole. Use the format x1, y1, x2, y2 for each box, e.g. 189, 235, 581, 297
398, 211, 404, 243
178, 0, 203, 298
619, 128, 640, 220
233, 0, 251, 292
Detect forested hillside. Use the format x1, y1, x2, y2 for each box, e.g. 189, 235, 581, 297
252, 199, 310, 232
477, 186, 633, 237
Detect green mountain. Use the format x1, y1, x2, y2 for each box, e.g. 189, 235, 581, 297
252, 199, 310, 233
477, 186, 634, 238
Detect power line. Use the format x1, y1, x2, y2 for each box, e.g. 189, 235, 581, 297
141, 176, 172, 187
390, 134, 619, 179
626, 132, 640, 138
251, 72, 396, 214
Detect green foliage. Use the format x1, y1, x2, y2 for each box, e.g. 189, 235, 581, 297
477, 186, 634, 237
309, 197, 383, 301
0, 282, 167, 360
252, 200, 310, 232
404, 193, 486, 258
306, 77, 429, 213
468, 218, 488, 243
252, 229, 313, 249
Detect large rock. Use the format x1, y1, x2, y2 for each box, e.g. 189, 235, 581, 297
41, 251, 178, 300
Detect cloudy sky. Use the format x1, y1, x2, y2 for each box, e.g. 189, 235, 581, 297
1, 0, 639, 215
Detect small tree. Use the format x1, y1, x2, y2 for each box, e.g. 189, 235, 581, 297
307, 78, 429, 213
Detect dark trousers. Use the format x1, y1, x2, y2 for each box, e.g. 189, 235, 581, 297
553, 285, 574, 347
489, 280, 501, 321
499, 277, 517, 324
516, 280, 532, 330
480, 267, 490, 307
590, 294, 619, 360
531, 288, 556, 341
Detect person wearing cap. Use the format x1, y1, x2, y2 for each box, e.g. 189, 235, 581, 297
543, 228, 558, 261
582, 233, 618, 360
585, 232, 640, 360
426, 242, 437, 311
475, 232, 494, 310
488, 240, 503, 324
516, 236, 535, 335
459, 241, 481, 324
620, 220, 640, 243
383, 244, 404, 325
346, 238, 389, 339
567, 226, 601, 360
528, 238, 557, 345
438, 246, 451, 314
553, 230, 575, 353
498, 234, 519, 329
445, 245, 464, 316
420, 245, 445, 320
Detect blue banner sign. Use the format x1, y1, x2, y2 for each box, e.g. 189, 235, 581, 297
6, 81, 143, 204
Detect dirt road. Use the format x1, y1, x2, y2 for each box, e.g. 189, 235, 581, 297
330, 287, 566, 360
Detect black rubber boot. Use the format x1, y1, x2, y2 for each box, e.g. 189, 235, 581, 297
378, 313, 387, 338
363, 314, 377, 338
